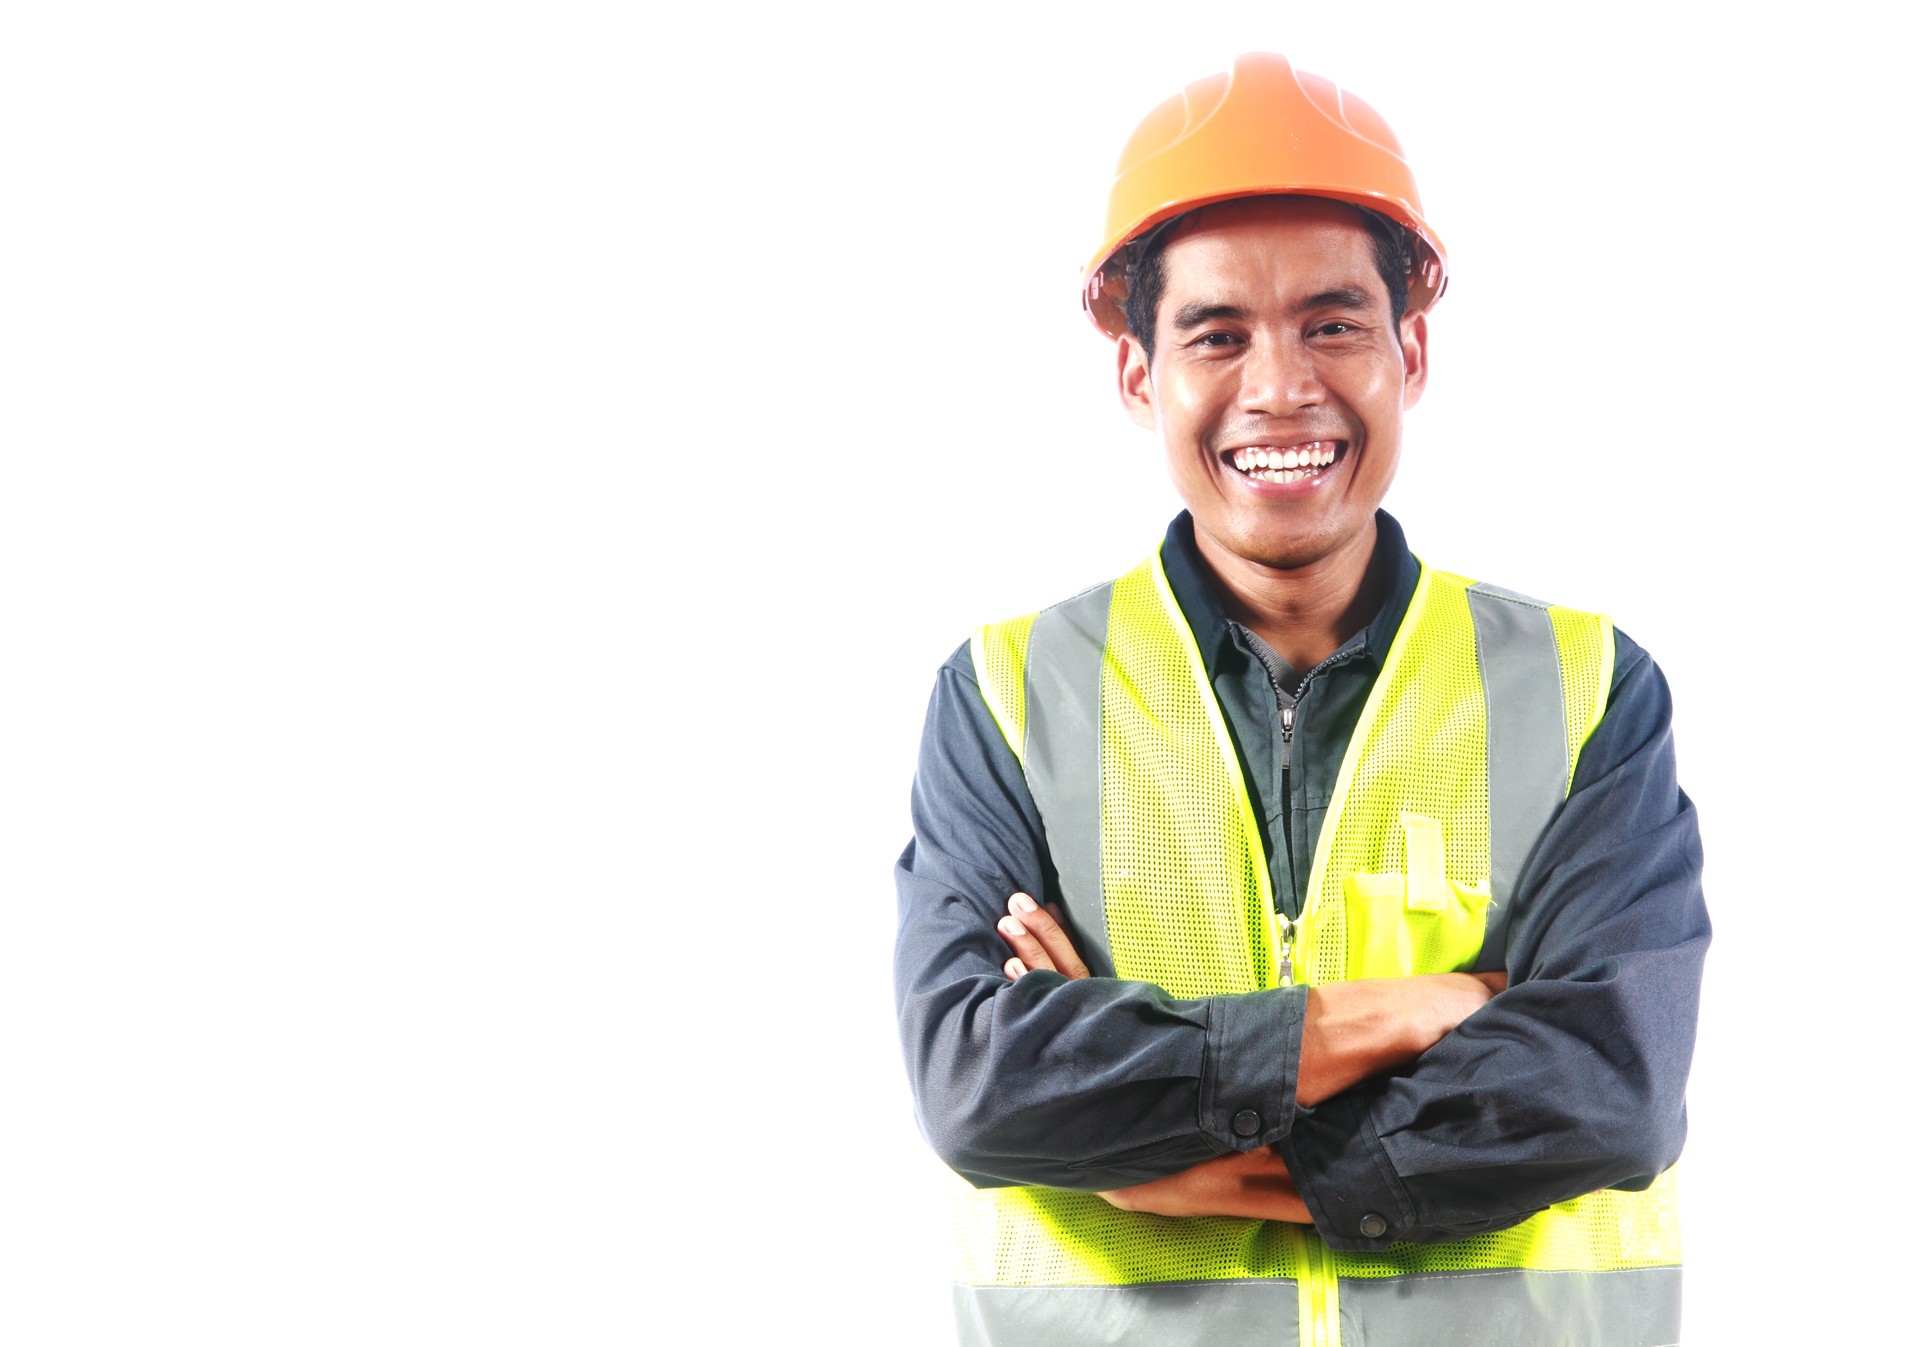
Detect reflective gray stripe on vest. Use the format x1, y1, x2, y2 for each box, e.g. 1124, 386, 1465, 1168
1466, 583, 1571, 975
956, 1267, 1678, 1347
1021, 582, 1116, 978
955, 1281, 1300, 1347
1340, 1265, 1681, 1347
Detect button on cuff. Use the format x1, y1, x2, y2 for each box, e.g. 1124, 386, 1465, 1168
1277, 1092, 1416, 1250
1201, 986, 1307, 1150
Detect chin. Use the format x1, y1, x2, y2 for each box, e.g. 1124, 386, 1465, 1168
1232, 519, 1361, 573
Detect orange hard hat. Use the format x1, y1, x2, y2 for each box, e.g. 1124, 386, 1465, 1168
1083, 52, 1448, 338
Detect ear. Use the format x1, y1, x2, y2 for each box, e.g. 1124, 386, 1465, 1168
1399, 310, 1429, 410
1116, 333, 1157, 430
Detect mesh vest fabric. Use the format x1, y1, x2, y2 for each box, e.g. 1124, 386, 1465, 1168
956, 549, 1678, 1344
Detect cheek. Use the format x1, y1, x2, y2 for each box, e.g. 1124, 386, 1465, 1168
1352, 354, 1407, 409
1158, 372, 1219, 428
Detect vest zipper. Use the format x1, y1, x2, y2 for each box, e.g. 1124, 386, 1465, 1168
1273, 679, 1331, 1339
1290, 1223, 1342, 1347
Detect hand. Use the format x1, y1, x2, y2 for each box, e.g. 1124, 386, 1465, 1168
1297, 971, 1507, 1107
995, 893, 1090, 980
1101, 1147, 1310, 1223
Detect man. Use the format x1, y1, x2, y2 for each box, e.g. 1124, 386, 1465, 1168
894, 53, 1706, 1347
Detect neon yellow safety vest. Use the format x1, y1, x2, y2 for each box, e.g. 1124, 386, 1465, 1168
955, 548, 1679, 1347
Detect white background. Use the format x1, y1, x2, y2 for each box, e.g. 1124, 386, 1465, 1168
4, 2, 1912, 1343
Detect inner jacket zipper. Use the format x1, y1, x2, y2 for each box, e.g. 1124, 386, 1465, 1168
1278, 701, 1295, 918
1277, 697, 1296, 983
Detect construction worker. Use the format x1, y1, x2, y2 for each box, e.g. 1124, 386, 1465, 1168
893, 53, 1708, 1347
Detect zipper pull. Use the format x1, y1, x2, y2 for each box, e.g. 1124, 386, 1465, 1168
1277, 916, 1296, 986
1279, 703, 1294, 772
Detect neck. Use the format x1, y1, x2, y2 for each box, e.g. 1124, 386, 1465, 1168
1192, 520, 1387, 672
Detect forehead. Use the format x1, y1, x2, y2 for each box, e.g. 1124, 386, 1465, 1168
1156, 196, 1385, 302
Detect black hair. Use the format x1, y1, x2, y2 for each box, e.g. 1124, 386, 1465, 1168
1121, 200, 1415, 361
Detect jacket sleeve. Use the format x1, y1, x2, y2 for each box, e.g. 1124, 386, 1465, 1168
1278, 632, 1710, 1250
894, 644, 1311, 1190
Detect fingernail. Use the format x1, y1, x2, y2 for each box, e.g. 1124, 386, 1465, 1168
1000, 916, 1026, 937
1011, 894, 1039, 914
1006, 958, 1028, 978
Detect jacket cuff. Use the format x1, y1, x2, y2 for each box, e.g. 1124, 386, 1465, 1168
1279, 1092, 1417, 1250
1200, 986, 1307, 1153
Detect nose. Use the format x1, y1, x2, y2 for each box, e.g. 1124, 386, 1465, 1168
1239, 332, 1324, 414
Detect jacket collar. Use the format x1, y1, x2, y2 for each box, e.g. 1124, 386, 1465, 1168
1158, 510, 1421, 682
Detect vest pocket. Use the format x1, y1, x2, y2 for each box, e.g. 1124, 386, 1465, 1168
1341, 813, 1491, 979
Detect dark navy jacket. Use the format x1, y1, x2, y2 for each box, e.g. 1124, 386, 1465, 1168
893, 511, 1709, 1251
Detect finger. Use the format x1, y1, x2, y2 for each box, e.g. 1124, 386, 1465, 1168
997, 910, 1058, 974
1009, 893, 1091, 979
1004, 957, 1029, 980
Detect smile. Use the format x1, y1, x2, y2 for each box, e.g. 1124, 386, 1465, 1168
1228, 441, 1343, 484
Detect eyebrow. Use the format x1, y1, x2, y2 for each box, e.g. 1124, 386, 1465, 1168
1169, 301, 1249, 330
1168, 287, 1382, 331
1299, 286, 1377, 313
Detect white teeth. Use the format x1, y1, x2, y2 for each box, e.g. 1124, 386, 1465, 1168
1231, 442, 1340, 479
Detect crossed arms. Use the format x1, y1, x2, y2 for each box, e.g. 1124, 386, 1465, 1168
893, 635, 1709, 1248
997, 892, 1505, 1223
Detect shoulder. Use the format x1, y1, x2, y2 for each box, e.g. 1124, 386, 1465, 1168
1610, 627, 1653, 694
937, 639, 977, 685
930, 576, 1113, 711
970, 574, 1130, 695
976, 573, 1124, 633
1599, 625, 1669, 732
1437, 571, 1667, 730
925, 640, 992, 737
1435, 571, 1606, 624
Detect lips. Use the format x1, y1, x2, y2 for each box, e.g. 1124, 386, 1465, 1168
1227, 440, 1344, 484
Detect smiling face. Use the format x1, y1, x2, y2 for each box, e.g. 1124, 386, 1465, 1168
1119, 196, 1428, 584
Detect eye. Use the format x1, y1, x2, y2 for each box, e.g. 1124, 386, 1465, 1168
1313, 321, 1356, 336
1191, 330, 1243, 349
